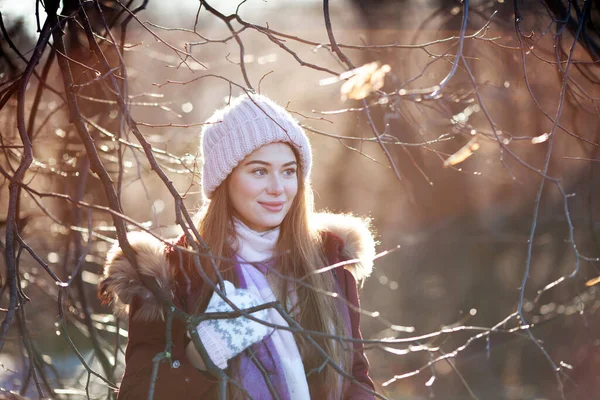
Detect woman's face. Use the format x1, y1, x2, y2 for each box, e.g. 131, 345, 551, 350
228, 142, 299, 232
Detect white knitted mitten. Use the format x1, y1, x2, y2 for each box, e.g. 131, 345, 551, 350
188, 280, 273, 369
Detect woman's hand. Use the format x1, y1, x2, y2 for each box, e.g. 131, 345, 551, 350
185, 280, 273, 370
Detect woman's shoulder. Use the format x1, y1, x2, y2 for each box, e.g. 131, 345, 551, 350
98, 231, 182, 322
314, 212, 376, 283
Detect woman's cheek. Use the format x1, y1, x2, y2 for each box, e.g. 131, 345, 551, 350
240, 176, 262, 199
284, 175, 297, 193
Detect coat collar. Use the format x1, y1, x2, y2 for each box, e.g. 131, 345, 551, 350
98, 212, 375, 321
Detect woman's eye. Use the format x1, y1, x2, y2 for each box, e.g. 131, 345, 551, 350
283, 168, 297, 176
252, 168, 267, 176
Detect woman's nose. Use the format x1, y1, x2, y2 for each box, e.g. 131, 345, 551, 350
266, 174, 284, 195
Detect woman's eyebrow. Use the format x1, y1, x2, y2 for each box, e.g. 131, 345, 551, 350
244, 160, 270, 166
244, 160, 297, 167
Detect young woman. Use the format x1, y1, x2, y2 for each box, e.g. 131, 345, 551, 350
99, 94, 377, 399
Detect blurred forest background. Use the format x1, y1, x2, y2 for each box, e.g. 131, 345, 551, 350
1, 0, 600, 399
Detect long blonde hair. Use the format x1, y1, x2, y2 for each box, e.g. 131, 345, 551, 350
194, 148, 350, 398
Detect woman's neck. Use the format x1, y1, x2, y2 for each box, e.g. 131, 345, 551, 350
231, 217, 280, 263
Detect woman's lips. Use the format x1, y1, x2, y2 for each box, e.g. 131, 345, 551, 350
259, 201, 284, 212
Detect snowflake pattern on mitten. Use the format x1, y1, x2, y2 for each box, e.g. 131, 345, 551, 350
195, 280, 273, 369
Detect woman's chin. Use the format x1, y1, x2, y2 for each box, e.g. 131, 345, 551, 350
251, 214, 285, 231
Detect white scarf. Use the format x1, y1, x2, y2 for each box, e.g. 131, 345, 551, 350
231, 218, 311, 400
231, 218, 280, 263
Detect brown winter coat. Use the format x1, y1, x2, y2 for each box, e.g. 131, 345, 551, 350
99, 213, 376, 399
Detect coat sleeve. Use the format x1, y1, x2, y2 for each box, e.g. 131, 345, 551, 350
339, 268, 376, 400
117, 296, 219, 400
118, 292, 217, 400
102, 234, 220, 399
323, 229, 376, 399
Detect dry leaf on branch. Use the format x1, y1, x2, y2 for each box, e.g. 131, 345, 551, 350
339, 62, 391, 101
586, 276, 600, 287
443, 137, 480, 168
531, 133, 551, 144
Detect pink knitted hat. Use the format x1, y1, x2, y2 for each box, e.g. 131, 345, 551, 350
200, 94, 312, 199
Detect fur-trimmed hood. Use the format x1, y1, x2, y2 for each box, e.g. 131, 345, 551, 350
98, 212, 376, 321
